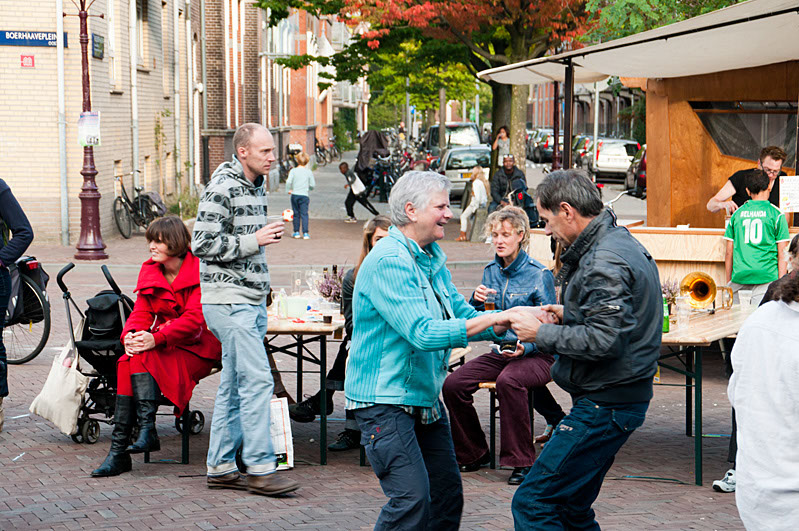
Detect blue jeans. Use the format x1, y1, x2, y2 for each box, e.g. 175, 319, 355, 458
291, 194, 310, 234
0, 268, 10, 397
511, 398, 649, 530
203, 302, 275, 476
354, 404, 463, 531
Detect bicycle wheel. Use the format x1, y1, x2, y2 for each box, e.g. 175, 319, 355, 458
332, 145, 341, 161
134, 196, 156, 229
315, 148, 328, 167
113, 197, 133, 238
325, 147, 334, 165
5, 274, 51, 365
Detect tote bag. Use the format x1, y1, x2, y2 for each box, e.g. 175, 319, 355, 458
29, 319, 89, 435
350, 176, 366, 197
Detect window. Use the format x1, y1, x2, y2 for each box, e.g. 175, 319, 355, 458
430, 125, 481, 148
136, 0, 148, 67
446, 149, 491, 170
107, 0, 120, 89
691, 101, 797, 167
161, 1, 169, 95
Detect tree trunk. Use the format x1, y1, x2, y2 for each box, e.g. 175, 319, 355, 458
510, 84, 529, 165
439, 87, 447, 153
490, 82, 512, 176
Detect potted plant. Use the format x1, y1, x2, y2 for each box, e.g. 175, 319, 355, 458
662, 279, 680, 315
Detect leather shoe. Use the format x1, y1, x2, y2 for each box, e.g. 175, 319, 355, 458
459, 452, 490, 473
207, 471, 248, 491
247, 473, 300, 497
508, 466, 531, 485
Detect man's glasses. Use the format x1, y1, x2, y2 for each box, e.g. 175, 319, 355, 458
761, 164, 781, 176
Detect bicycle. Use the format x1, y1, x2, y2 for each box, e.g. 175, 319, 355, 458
5, 256, 51, 364
326, 136, 341, 163
112, 173, 160, 238
314, 138, 329, 167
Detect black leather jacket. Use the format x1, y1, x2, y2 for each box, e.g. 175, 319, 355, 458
490, 166, 526, 205
536, 210, 662, 403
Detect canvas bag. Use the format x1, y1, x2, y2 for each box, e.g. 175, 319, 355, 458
270, 397, 294, 470
350, 176, 366, 196
29, 319, 89, 435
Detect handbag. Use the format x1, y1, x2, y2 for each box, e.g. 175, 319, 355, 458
350, 176, 366, 196
29, 319, 89, 435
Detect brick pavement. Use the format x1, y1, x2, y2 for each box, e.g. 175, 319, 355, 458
3, 227, 743, 530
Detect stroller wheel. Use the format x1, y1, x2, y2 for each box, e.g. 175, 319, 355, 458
71, 432, 84, 444
82, 419, 101, 444
175, 410, 205, 435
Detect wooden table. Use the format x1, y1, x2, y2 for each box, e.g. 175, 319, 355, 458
659, 305, 750, 485
265, 316, 344, 465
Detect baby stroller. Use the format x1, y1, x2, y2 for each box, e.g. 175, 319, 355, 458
56, 263, 133, 444
56, 263, 208, 463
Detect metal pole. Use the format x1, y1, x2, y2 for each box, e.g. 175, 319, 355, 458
201, 0, 208, 131
563, 60, 574, 169
552, 81, 561, 170
56, 0, 69, 246
475, 80, 480, 130
592, 82, 600, 183
74, 0, 108, 259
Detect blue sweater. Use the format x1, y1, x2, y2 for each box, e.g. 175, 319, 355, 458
345, 226, 503, 407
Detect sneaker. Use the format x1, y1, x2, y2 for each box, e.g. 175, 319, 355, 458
712, 469, 736, 493
288, 392, 334, 423
292, 232, 301, 239
535, 424, 554, 444
303, 233, 310, 240
344, 217, 358, 223
328, 429, 360, 451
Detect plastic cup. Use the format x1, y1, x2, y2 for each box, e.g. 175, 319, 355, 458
676, 296, 691, 329
485, 291, 497, 311
738, 289, 753, 311
266, 215, 284, 240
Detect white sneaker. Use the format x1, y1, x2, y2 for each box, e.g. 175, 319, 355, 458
712, 469, 736, 493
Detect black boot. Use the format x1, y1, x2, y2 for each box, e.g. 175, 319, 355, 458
91, 395, 134, 477
126, 373, 161, 454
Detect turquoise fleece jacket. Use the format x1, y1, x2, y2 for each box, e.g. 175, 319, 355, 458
345, 226, 503, 407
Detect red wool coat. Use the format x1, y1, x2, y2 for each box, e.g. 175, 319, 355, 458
120, 251, 221, 412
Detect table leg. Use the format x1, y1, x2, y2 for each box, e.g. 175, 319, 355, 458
320, 336, 327, 466
686, 348, 693, 437
296, 335, 304, 399
694, 347, 703, 486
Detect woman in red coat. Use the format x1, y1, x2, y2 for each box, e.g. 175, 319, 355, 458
92, 216, 221, 477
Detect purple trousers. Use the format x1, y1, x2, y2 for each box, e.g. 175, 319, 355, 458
442, 351, 558, 468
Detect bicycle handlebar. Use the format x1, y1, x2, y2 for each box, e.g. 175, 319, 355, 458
56, 262, 75, 293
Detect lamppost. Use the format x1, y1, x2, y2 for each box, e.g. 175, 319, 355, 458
67, 0, 108, 260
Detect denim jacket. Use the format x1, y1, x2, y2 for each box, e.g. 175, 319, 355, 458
470, 250, 556, 355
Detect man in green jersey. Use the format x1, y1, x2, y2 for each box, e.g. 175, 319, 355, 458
723, 170, 789, 306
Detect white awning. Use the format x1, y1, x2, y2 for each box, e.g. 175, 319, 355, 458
478, 0, 799, 85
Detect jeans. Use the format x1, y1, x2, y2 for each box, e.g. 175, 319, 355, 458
203, 302, 275, 476
511, 398, 649, 530
355, 404, 463, 531
290, 194, 310, 234
443, 351, 560, 467
0, 268, 10, 397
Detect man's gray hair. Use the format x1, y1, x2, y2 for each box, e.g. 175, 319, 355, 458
389, 171, 452, 226
535, 169, 603, 217
233, 123, 267, 152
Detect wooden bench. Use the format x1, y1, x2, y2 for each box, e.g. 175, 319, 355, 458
478, 381, 535, 470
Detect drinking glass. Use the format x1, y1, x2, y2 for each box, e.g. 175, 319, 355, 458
676, 295, 691, 329
738, 290, 753, 312
485, 291, 497, 311
266, 215, 284, 240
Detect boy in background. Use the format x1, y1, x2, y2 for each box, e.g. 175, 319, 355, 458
723, 169, 789, 306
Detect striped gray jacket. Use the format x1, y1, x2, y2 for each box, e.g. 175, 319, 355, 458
192, 156, 270, 305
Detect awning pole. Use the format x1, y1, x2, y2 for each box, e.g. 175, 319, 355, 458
592, 82, 600, 183
563, 59, 574, 169
552, 81, 561, 170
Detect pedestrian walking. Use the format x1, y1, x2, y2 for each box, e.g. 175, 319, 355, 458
0, 179, 33, 432
340, 161, 378, 222
286, 151, 315, 239
507, 169, 662, 529
192, 123, 299, 497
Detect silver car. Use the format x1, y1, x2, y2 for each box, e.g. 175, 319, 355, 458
587, 139, 640, 180
438, 145, 491, 202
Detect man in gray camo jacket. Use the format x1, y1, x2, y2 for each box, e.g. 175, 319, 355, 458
193, 123, 299, 496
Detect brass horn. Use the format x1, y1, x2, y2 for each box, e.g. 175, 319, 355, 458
679, 272, 733, 310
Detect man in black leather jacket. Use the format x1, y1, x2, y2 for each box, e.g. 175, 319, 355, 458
508, 169, 661, 529
489, 154, 526, 213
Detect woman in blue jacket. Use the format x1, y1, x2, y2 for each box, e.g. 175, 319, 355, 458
345, 171, 524, 531
443, 206, 564, 486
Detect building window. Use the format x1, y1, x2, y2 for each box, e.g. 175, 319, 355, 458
692, 101, 797, 167
161, 1, 169, 96
136, 0, 148, 67
107, 0, 119, 89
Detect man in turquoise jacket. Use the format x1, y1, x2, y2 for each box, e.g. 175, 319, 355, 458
345, 171, 524, 530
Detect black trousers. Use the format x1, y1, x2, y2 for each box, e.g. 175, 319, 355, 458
345, 190, 379, 218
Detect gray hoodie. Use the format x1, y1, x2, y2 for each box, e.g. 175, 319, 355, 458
192, 156, 270, 305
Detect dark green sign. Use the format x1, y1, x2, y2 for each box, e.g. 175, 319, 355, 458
91, 34, 104, 59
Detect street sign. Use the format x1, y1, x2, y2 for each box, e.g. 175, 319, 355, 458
91, 34, 104, 59
78, 112, 101, 147
0, 30, 68, 47
20, 55, 34, 68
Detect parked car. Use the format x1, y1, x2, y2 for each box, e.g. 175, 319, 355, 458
531, 130, 564, 163
421, 122, 482, 158
438, 145, 491, 203
571, 134, 593, 168
586, 138, 640, 181
625, 145, 647, 195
